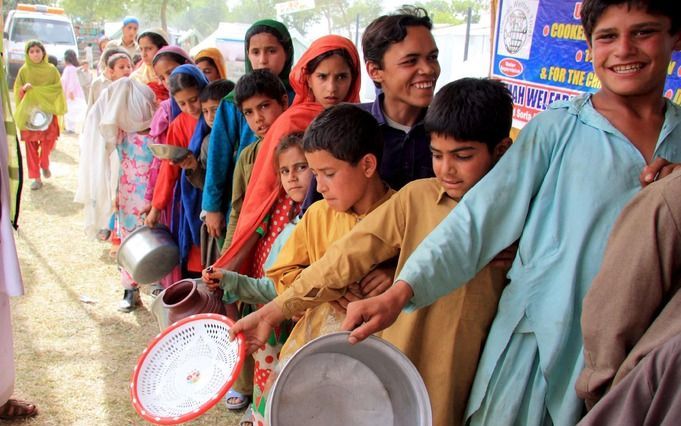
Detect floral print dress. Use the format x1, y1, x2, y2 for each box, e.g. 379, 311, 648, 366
116, 132, 154, 289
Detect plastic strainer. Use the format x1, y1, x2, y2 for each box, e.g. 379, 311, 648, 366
130, 313, 246, 425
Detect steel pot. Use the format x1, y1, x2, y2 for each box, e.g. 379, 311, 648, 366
117, 225, 180, 284
266, 332, 432, 426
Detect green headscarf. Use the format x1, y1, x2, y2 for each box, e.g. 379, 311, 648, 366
1, 37, 23, 227
225, 19, 294, 102
13, 40, 67, 130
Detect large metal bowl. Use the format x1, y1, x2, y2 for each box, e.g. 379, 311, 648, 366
266, 332, 432, 426
26, 109, 53, 131
117, 225, 180, 284
148, 143, 191, 162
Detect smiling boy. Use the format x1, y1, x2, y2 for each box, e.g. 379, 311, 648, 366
341, 1, 681, 425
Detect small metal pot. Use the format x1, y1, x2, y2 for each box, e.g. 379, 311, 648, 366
266, 332, 432, 426
117, 225, 180, 284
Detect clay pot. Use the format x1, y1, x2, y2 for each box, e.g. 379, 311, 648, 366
162, 279, 226, 324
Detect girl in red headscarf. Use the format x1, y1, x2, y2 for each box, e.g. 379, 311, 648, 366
208, 35, 361, 424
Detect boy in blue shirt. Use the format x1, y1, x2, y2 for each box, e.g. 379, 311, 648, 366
341, 1, 681, 425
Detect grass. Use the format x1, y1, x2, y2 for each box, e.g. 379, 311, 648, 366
9, 133, 243, 425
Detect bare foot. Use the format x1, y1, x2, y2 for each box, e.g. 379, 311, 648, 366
0, 398, 38, 420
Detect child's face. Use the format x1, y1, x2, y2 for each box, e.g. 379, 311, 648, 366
174, 87, 202, 119
139, 36, 160, 66
278, 146, 313, 203
306, 149, 376, 214
430, 133, 497, 201
241, 94, 287, 137
588, 5, 681, 100
307, 55, 353, 108
368, 26, 440, 109
248, 33, 287, 76
111, 58, 132, 80
28, 46, 44, 64
197, 59, 220, 82
201, 99, 221, 128
153, 57, 181, 89
123, 23, 138, 44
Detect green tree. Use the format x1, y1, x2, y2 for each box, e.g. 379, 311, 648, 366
416, 0, 487, 25
171, 0, 228, 35
61, 0, 127, 22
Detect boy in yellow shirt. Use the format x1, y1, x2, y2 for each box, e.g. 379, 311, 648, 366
231, 78, 514, 425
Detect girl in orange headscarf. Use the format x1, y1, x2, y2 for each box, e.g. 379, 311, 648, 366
194, 48, 228, 82
209, 35, 360, 423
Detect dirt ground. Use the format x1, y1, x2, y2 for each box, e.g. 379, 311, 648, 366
8, 132, 243, 425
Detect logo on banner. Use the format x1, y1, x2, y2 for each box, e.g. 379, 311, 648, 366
498, 0, 540, 60
499, 58, 524, 77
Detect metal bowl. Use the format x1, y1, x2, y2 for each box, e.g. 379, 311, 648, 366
26, 109, 53, 131
266, 332, 432, 426
117, 225, 180, 284
148, 143, 191, 162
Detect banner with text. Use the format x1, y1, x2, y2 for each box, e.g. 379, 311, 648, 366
491, 0, 681, 128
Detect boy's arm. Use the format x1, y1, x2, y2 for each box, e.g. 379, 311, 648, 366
272, 195, 405, 319
343, 120, 555, 341
223, 148, 250, 250
577, 173, 681, 408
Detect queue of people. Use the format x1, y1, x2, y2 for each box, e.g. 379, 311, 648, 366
5, 1, 681, 424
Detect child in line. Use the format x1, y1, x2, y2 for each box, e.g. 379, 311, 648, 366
131, 29, 170, 101
182, 80, 236, 191
223, 70, 289, 248
207, 104, 390, 424
231, 79, 513, 426
61, 49, 87, 134
146, 65, 208, 277
194, 48, 229, 82
175, 79, 234, 267
13, 40, 67, 191
339, 1, 681, 425
87, 48, 128, 108
214, 35, 361, 273
203, 20, 295, 241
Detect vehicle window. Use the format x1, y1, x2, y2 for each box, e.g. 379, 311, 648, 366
11, 18, 75, 45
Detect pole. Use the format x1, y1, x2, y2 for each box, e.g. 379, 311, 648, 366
355, 14, 360, 46
463, 6, 472, 61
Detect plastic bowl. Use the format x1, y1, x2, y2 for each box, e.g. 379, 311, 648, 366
130, 313, 246, 425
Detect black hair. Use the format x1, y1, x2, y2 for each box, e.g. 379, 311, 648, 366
152, 51, 191, 66
425, 78, 513, 151
195, 56, 217, 69
234, 69, 288, 109
47, 55, 58, 67
168, 72, 202, 96
64, 49, 79, 66
362, 6, 432, 87
245, 25, 292, 56
303, 104, 383, 166
275, 131, 305, 165
581, 0, 681, 41
137, 31, 169, 49
25, 40, 46, 58
305, 48, 357, 81
107, 52, 131, 69
132, 53, 142, 67
200, 79, 235, 102
101, 47, 128, 68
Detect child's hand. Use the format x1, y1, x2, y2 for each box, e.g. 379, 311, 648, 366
22, 83, 32, 92
331, 283, 363, 312
205, 211, 225, 237
640, 158, 681, 187
229, 302, 286, 355
173, 153, 197, 170
359, 266, 395, 298
144, 207, 161, 227
202, 266, 223, 291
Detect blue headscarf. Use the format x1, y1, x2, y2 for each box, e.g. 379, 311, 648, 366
168, 64, 209, 267
123, 16, 139, 27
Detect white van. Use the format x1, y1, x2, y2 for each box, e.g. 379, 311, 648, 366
3, 4, 78, 86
